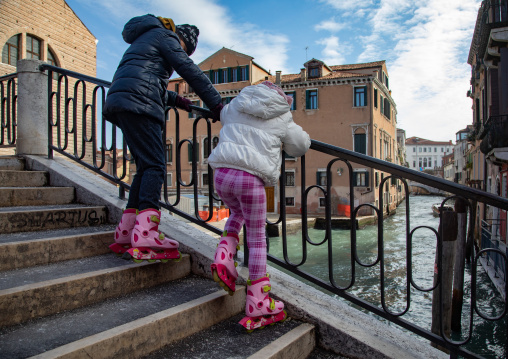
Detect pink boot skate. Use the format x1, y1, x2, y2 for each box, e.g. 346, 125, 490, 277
110, 208, 137, 255
239, 274, 287, 332
211, 231, 240, 295
123, 209, 181, 263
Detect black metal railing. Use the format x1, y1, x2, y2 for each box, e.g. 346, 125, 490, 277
38, 64, 508, 359
0, 73, 17, 149
479, 114, 508, 154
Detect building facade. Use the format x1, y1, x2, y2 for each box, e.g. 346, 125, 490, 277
0, 0, 97, 158
467, 0, 508, 247
405, 137, 454, 175
167, 48, 400, 216
443, 151, 455, 183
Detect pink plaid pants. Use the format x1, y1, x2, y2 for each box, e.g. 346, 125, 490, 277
214, 168, 267, 279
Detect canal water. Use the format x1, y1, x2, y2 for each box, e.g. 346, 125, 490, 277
267, 195, 506, 358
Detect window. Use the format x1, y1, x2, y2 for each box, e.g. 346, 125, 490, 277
306, 89, 318, 109
419, 158, 422, 168
175, 83, 180, 94
2, 34, 20, 65
222, 69, 228, 84
202, 173, 209, 186
188, 100, 200, 118
423, 158, 427, 167
286, 197, 295, 206
309, 67, 319, 78
188, 142, 199, 162
413, 160, 416, 168
319, 198, 326, 207
285, 171, 295, 186
204, 137, 211, 159
317, 170, 327, 186
285, 92, 296, 110
383, 98, 391, 119
212, 136, 219, 149
232, 68, 238, 82
354, 133, 367, 154
166, 144, 173, 163
354, 86, 367, 107
213, 71, 219, 84
383, 71, 389, 89
240, 66, 249, 81
47, 48, 59, 80
166, 173, 172, 187
441, 147, 444, 152
374, 89, 378, 108
413, 147, 416, 152
419, 147, 422, 152
429, 158, 432, 167
424, 148, 427, 153
353, 171, 369, 187
26, 35, 42, 60
434, 148, 437, 152
380, 95, 384, 114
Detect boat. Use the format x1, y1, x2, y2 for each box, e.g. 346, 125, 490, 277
431, 203, 454, 217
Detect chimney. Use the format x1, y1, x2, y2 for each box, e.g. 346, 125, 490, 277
300, 68, 307, 81
275, 71, 281, 86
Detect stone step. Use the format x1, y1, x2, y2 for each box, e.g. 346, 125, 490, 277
0, 253, 191, 327
0, 204, 107, 234
27, 285, 246, 359
0, 186, 75, 207
0, 275, 222, 358
0, 226, 115, 271
146, 314, 315, 359
0, 170, 48, 187
0, 156, 24, 171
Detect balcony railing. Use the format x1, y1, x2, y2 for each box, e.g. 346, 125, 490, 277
38, 64, 508, 359
475, 0, 508, 59
0, 73, 17, 149
479, 114, 508, 154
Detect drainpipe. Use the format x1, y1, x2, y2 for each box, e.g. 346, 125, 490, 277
16, 59, 48, 156
275, 71, 281, 86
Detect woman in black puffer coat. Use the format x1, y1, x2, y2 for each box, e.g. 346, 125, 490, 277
104, 14, 223, 260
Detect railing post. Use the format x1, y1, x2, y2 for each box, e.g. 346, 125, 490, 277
16, 59, 48, 155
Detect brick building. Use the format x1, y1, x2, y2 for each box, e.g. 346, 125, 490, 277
167, 47, 400, 216
0, 0, 97, 158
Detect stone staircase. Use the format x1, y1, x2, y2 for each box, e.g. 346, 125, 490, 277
0, 156, 324, 359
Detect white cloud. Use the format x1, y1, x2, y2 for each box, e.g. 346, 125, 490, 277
314, 18, 346, 33
316, 36, 347, 65
76, 0, 290, 75
387, 0, 481, 141
320, 0, 373, 11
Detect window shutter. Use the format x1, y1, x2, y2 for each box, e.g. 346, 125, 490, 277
237, 66, 241, 81
209, 70, 214, 83
245, 65, 249, 81
316, 172, 320, 185
217, 69, 222, 84
352, 173, 357, 186
306, 90, 310, 109
363, 86, 367, 106
365, 171, 370, 187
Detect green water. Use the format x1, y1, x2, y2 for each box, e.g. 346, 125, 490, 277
267, 195, 506, 358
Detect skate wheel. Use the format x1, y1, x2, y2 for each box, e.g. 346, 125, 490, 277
281, 310, 288, 323
115, 252, 122, 257
160, 259, 169, 263
212, 271, 220, 283
133, 258, 143, 263
148, 259, 156, 263
246, 329, 254, 334
173, 251, 182, 262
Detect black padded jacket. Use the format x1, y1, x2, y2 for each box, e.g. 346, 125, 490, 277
103, 14, 221, 125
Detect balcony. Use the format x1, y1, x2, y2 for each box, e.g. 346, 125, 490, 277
474, 0, 508, 60
480, 114, 508, 154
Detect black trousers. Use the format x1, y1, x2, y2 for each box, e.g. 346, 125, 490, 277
114, 112, 165, 211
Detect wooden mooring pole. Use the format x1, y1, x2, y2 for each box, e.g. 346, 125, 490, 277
431, 209, 458, 351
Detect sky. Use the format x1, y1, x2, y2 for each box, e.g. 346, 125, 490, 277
66, 0, 482, 143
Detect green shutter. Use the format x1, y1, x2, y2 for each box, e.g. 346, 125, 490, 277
188, 143, 192, 162
352, 172, 357, 186
237, 66, 241, 81
316, 172, 320, 185
306, 90, 310, 109
365, 171, 370, 187
363, 86, 367, 106
245, 65, 249, 81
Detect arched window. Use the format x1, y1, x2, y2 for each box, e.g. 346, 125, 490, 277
204, 137, 210, 158
26, 35, 42, 60
47, 48, 58, 66
212, 136, 219, 149
2, 34, 20, 66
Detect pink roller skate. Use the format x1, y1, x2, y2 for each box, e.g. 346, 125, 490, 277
110, 208, 137, 256
211, 231, 240, 295
123, 209, 181, 263
239, 274, 287, 332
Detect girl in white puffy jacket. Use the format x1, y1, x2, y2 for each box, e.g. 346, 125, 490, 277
208, 81, 310, 329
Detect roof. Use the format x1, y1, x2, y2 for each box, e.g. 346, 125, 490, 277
330, 61, 386, 71
198, 47, 253, 67
405, 136, 453, 146
253, 70, 371, 86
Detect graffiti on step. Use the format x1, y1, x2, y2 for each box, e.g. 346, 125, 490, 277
7, 209, 107, 229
